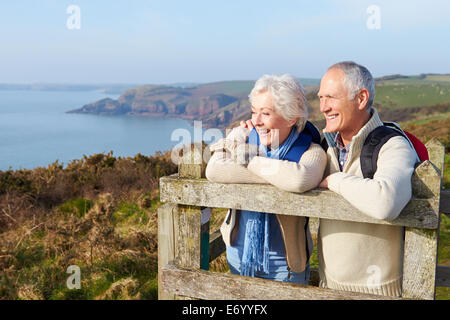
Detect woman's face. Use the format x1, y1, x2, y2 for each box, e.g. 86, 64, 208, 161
251, 91, 296, 147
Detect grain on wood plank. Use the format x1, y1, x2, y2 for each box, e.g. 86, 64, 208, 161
402, 139, 444, 300
411, 160, 441, 198
402, 228, 440, 299
160, 175, 439, 229
178, 146, 205, 179
157, 203, 178, 300
426, 138, 445, 180
176, 205, 202, 269
161, 262, 398, 300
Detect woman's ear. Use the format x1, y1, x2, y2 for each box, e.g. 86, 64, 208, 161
289, 118, 299, 127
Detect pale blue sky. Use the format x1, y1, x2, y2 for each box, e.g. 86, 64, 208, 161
0, 0, 449, 84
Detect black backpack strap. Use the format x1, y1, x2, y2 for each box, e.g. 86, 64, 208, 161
360, 126, 404, 179
320, 137, 329, 152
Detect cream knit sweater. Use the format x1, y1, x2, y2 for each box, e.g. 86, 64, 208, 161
206, 127, 327, 193
318, 109, 418, 297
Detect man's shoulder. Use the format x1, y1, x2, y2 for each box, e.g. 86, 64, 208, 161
358, 126, 417, 179
373, 135, 418, 175
378, 135, 417, 158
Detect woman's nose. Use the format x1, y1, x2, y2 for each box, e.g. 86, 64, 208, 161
253, 113, 263, 126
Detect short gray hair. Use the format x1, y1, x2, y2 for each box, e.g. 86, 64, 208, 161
249, 74, 308, 132
329, 61, 375, 109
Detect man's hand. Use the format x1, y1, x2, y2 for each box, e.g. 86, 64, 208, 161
240, 120, 254, 131
319, 175, 330, 189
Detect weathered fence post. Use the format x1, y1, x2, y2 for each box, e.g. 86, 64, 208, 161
176, 146, 209, 269
158, 145, 208, 299
157, 203, 178, 300
402, 138, 444, 299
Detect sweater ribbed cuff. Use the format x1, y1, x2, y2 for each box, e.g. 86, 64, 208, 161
327, 172, 346, 194
321, 273, 402, 297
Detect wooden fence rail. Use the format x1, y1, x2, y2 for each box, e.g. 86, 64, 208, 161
158, 138, 448, 300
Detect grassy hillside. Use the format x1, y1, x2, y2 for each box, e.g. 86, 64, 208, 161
374, 82, 450, 109
191, 80, 255, 98
402, 118, 450, 153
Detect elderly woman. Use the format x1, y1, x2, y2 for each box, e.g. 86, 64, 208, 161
206, 74, 327, 284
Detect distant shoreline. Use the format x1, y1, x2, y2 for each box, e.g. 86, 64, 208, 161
0, 84, 137, 95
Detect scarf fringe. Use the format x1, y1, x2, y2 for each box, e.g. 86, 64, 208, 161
240, 212, 270, 277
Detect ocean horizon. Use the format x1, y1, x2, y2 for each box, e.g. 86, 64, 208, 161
0, 90, 199, 171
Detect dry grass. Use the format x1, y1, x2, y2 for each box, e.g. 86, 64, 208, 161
0, 151, 176, 300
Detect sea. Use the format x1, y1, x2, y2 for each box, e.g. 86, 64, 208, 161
0, 90, 205, 171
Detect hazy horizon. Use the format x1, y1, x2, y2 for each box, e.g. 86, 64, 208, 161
2, 74, 449, 87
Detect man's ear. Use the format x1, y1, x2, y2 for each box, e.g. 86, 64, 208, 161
357, 88, 370, 111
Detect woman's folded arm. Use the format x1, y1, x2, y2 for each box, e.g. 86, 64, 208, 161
247, 143, 327, 193
205, 147, 268, 184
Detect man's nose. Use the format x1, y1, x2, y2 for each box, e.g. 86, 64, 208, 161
320, 99, 329, 113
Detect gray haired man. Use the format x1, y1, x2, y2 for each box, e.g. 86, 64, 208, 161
317, 61, 417, 296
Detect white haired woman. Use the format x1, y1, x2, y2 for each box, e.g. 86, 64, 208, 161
206, 74, 327, 284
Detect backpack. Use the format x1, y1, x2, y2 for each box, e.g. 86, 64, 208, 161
322, 122, 428, 179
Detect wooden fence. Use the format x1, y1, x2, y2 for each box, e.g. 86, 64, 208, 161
158, 138, 450, 300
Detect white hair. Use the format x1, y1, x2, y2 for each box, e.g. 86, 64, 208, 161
248, 74, 309, 132
328, 61, 375, 110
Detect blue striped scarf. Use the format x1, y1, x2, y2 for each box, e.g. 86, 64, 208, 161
240, 126, 300, 277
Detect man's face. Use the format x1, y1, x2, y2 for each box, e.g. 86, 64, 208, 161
318, 68, 360, 135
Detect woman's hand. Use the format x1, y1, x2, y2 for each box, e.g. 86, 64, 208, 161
240, 119, 254, 131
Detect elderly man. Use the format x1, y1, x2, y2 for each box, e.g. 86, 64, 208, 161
317, 61, 418, 296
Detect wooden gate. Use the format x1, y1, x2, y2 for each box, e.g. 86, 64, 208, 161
158, 139, 450, 300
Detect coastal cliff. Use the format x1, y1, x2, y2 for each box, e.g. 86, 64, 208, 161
67, 83, 251, 128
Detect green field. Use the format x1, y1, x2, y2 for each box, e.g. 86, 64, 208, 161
193, 80, 256, 97
375, 82, 450, 109
423, 75, 450, 83
192, 78, 320, 97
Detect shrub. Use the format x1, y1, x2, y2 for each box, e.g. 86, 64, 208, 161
59, 199, 94, 218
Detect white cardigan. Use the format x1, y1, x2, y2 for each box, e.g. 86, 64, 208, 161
206, 126, 327, 193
